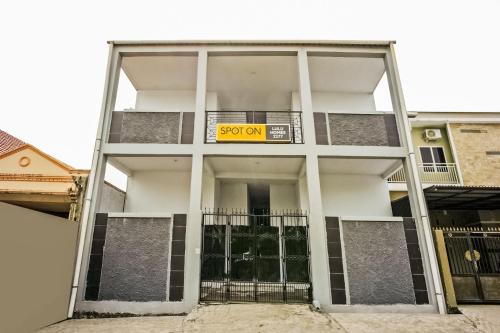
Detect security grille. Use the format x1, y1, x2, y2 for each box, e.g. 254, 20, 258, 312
200, 209, 312, 303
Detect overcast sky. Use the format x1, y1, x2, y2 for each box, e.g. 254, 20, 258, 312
1, 0, 499, 170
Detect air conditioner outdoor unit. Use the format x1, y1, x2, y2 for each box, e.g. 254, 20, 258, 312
423, 129, 442, 141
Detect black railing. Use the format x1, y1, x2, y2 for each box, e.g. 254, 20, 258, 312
200, 209, 311, 303
205, 111, 304, 143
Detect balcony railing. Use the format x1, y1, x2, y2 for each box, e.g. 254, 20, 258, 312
387, 163, 460, 184
205, 111, 304, 143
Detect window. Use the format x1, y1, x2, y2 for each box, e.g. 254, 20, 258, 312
420, 147, 447, 172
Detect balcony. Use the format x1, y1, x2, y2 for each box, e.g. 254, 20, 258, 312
205, 111, 304, 144
387, 163, 460, 185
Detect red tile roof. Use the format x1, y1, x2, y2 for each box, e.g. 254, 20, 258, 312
0, 130, 26, 155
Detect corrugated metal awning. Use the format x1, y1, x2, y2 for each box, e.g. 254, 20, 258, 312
424, 185, 500, 210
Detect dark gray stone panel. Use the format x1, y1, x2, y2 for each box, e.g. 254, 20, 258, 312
169, 214, 187, 302
120, 112, 180, 143
402, 217, 429, 304
325, 216, 346, 304
383, 114, 401, 146
85, 213, 108, 301
99, 217, 171, 302
313, 112, 329, 145
181, 112, 195, 144
329, 113, 394, 146
342, 220, 416, 304
108, 112, 123, 143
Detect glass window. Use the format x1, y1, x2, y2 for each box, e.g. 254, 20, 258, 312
420, 147, 434, 164
420, 147, 447, 172
432, 147, 446, 164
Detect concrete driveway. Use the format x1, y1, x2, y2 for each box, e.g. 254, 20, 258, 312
37, 304, 500, 333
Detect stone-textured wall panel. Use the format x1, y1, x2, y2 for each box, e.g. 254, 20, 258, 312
342, 220, 416, 304
325, 217, 346, 304
313, 112, 329, 145
449, 123, 500, 186
120, 112, 180, 144
329, 113, 398, 146
99, 217, 171, 302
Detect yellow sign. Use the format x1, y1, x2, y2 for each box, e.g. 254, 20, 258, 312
216, 124, 266, 142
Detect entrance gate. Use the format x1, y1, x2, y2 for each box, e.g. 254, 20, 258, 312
200, 209, 312, 303
442, 228, 500, 303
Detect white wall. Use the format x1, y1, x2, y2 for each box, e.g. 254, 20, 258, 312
202, 170, 215, 209
320, 174, 392, 217
217, 182, 247, 210
124, 170, 191, 213
133, 90, 218, 112
291, 91, 301, 111
270, 184, 298, 211
135, 90, 196, 112
297, 176, 310, 212
206, 92, 219, 111
310, 92, 376, 113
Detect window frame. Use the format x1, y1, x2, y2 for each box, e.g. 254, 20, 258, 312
418, 146, 448, 172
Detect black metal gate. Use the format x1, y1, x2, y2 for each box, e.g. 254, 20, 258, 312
443, 227, 500, 303
200, 209, 312, 303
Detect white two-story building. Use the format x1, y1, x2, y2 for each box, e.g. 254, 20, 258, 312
70, 40, 446, 316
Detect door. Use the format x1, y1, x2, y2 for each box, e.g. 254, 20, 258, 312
246, 184, 280, 282
200, 210, 311, 303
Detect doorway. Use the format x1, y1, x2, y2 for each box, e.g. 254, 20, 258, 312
247, 183, 270, 215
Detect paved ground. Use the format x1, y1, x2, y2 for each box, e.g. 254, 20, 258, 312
37, 304, 500, 333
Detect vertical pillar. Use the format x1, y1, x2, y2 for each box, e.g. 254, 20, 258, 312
183, 49, 208, 309
69, 44, 121, 316
297, 49, 331, 306
385, 44, 446, 314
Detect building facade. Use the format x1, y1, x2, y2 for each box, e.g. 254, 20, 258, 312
388, 111, 500, 228
387, 112, 500, 306
70, 40, 446, 315
388, 111, 500, 195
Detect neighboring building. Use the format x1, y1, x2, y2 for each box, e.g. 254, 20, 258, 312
388, 112, 500, 228
389, 111, 500, 192
387, 112, 500, 306
0, 130, 89, 221
70, 40, 447, 316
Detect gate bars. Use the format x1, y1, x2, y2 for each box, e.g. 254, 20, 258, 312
199, 209, 312, 303
435, 227, 500, 304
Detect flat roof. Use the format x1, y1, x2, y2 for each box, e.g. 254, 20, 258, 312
410, 111, 500, 124
108, 40, 396, 47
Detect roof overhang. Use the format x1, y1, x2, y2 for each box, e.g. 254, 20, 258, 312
424, 185, 500, 210
108, 40, 396, 47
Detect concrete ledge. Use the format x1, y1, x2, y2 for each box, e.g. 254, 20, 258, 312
341, 216, 403, 222
107, 212, 172, 218
322, 304, 436, 314
76, 300, 190, 315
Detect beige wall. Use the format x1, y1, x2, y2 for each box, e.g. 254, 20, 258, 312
0, 202, 78, 333
0, 147, 69, 175
0, 146, 76, 193
449, 123, 500, 186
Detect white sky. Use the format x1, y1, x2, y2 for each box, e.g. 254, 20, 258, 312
1, 0, 499, 171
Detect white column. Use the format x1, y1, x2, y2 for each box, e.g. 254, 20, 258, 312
297, 49, 331, 306
183, 49, 208, 308
69, 44, 121, 316
386, 44, 446, 314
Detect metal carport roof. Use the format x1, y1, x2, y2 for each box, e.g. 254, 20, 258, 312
424, 185, 500, 210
